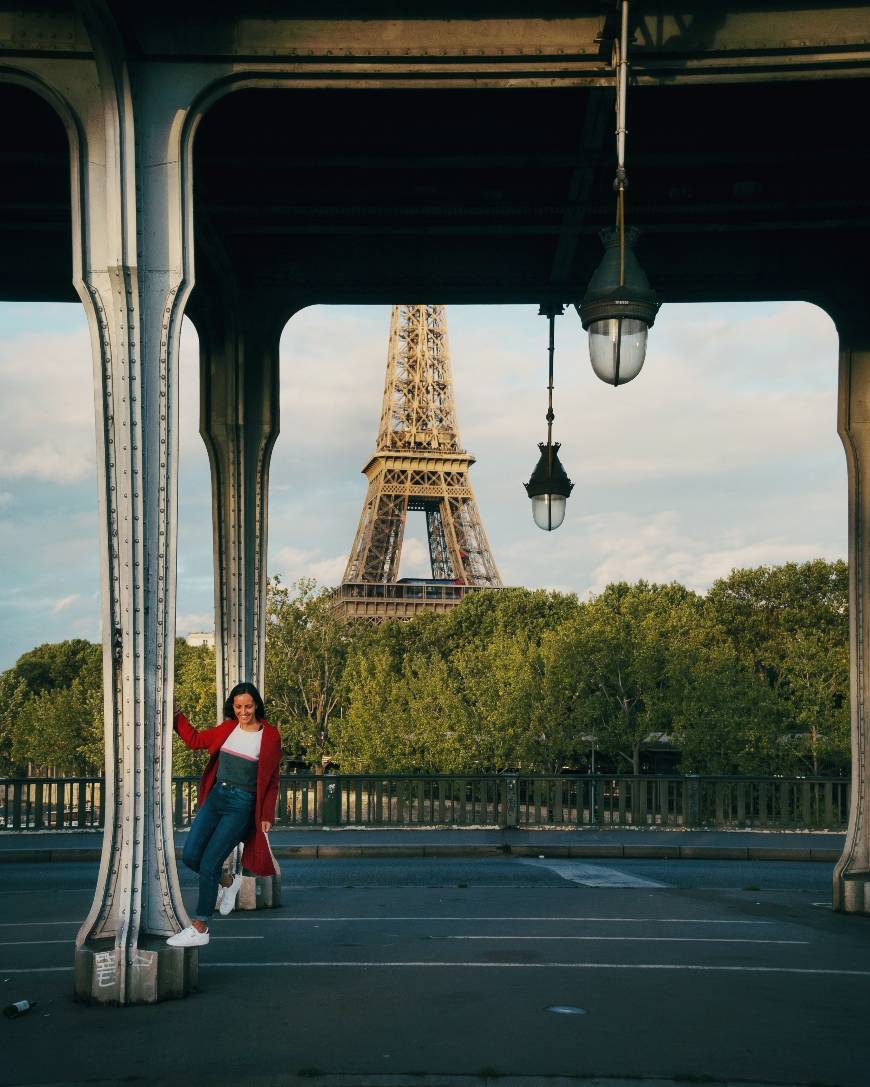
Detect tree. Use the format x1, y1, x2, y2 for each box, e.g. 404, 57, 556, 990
332, 645, 411, 772
707, 560, 849, 772
562, 582, 701, 774
452, 630, 538, 772
668, 624, 782, 775
778, 630, 850, 774
3, 641, 102, 775
11, 639, 101, 698
265, 577, 367, 766
172, 639, 218, 777
0, 671, 29, 775
707, 560, 847, 692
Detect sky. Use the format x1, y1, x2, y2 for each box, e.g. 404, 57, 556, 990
0, 299, 845, 670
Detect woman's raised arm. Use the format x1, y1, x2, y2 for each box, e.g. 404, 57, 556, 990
173, 710, 225, 750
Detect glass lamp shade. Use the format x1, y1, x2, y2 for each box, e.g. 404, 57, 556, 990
525, 441, 573, 532
588, 316, 648, 386
531, 493, 567, 532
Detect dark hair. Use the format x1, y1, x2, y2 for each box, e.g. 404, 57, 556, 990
223, 682, 265, 723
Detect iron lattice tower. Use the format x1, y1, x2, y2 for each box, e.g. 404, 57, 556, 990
340, 306, 501, 610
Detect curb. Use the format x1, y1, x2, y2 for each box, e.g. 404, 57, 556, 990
0, 844, 841, 863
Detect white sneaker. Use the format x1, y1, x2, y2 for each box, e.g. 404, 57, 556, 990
167, 925, 209, 947
218, 874, 242, 916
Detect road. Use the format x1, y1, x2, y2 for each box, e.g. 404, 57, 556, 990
1, 856, 867, 1087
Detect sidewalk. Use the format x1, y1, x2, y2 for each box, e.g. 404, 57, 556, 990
0, 825, 845, 863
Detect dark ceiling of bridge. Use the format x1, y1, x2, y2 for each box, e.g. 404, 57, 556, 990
1, 78, 868, 311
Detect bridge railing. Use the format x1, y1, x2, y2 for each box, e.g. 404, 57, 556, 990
0, 774, 850, 832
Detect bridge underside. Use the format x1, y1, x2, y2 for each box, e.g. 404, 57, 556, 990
1, 2, 870, 1004
3, 78, 868, 313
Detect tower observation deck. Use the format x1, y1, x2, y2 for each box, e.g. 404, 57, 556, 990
335, 305, 502, 619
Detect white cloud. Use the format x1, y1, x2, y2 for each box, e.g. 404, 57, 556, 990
0, 443, 94, 484
52, 593, 80, 613
397, 534, 431, 579
308, 554, 350, 583
0, 322, 96, 484
273, 544, 348, 587
176, 612, 214, 636
0, 491, 12, 507
498, 508, 843, 598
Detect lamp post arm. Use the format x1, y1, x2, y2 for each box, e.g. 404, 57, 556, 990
615, 0, 629, 181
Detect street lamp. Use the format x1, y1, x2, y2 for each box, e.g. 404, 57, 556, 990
525, 304, 574, 531
577, 0, 660, 386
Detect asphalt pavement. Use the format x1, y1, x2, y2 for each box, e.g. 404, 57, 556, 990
1, 849, 868, 1087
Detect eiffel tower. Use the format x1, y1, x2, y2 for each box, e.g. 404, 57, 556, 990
335, 305, 502, 618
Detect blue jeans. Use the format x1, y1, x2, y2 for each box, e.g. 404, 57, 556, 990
182, 782, 255, 922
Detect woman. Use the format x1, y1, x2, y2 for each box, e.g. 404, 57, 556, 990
167, 682, 281, 948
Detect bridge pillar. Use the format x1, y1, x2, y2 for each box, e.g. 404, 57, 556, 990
191, 272, 291, 911
69, 4, 206, 1001
193, 280, 287, 699
835, 313, 870, 915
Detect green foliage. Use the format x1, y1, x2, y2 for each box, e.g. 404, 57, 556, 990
0, 637, 217, 777
172, 639, 217, 776
12, 639, 101, 698
0, 670, 29, 775
701, 560, 850, 773
1, 641, 102, 774
264, 577, 369, 767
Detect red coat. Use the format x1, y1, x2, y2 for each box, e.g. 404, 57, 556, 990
174, 711, 281, 877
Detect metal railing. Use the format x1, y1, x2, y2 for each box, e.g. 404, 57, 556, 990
0, 778, 104, 831
0, 774, 850, 831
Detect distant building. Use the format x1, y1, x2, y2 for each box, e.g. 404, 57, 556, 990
184, 631, 215, 649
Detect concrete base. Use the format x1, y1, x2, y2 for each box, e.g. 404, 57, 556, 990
833, 868, 870, 914
237, 868, 282, 910
226, 840, 282, 911
73, 938, 198, 1004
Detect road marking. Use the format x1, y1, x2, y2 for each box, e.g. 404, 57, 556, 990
517, 859, 666, 887
0, 889, 96, 896
240, 915, 773, 924
200, 961, 870, 977
0, 935, 264, 947
7, 961, 863, 977
0, 916, 777, 937
0, 921, 79, 927
0, 967, 72, 974
0, 940, 70, 946
443, 935, 808, 945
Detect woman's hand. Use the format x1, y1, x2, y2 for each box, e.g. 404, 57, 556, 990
261, 820, 272, 834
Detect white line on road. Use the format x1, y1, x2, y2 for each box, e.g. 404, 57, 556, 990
0, 935, 264, 946
6, 961, 864, 977
0, 939, 70, 946
0, 966, 72, 973
517, 859, 666, 887
0, 920, 79, 927
200, 961, 870, 977
0, 889, 97, 896
443, 935, 808, 945
238, 916, 773, 924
